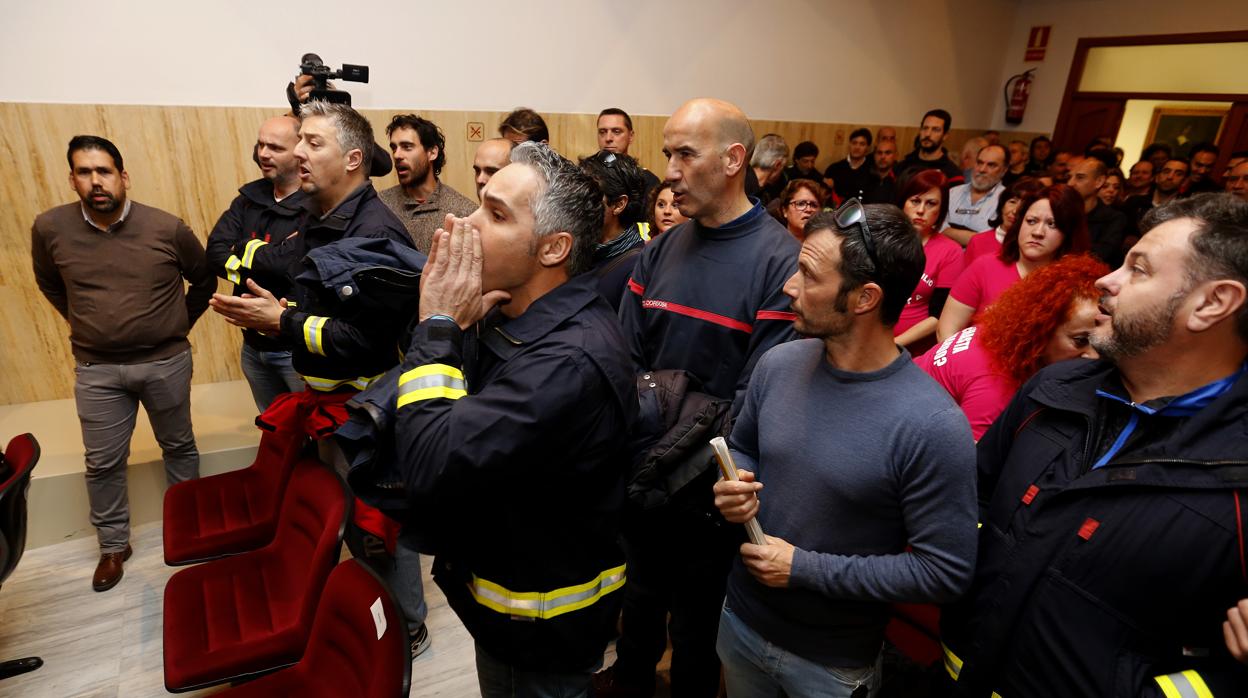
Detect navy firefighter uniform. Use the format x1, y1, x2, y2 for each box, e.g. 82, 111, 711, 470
392, 273, 639, 672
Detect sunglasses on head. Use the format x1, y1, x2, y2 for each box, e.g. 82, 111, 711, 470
834, 198, 879, 273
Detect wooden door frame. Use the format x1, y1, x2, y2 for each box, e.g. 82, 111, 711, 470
1053, 30, 1248, 159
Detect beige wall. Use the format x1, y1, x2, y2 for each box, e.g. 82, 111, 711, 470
0, 101, 1041, 406
990, 0, 1248, 133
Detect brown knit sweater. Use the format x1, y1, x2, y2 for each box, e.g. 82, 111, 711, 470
31, 201, 215, 364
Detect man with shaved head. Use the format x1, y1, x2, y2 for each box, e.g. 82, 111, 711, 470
206, 115, 308, 410
472, 137, 514, 201
598, 98, 799, 698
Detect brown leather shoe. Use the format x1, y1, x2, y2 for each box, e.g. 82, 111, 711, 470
92, 544, 133, 592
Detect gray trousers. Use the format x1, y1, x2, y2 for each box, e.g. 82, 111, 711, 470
74, 350, 200, 552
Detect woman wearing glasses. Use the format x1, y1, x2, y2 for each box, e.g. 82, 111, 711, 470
892, 170, 962, 354
778, 179, 826, 240
937, 184, 1090, 341
917, 254, 1106, 440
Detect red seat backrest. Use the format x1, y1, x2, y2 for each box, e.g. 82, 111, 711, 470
261, 460, 350, 634
289, 560, 411, 697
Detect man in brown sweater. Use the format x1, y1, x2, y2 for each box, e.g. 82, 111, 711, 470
30, 135, 215, 592
378, 113, 476, 253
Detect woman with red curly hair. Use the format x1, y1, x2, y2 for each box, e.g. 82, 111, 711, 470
937, 183, 1090, 341
917, 254, 1108, 439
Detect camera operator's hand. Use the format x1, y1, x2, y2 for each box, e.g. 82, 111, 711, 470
419, 214, 510, 330
293, 74, 315, 103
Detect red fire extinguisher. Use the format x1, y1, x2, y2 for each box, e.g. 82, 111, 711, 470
1004, 69, 1035, 125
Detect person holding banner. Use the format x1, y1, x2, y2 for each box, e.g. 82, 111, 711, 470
711, 201, 978, 697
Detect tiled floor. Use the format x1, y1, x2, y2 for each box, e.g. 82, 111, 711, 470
0, 523, 663, 697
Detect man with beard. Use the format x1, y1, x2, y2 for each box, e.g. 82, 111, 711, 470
1122, 158, 1189, 234
942, 143, 1008, 245
941, 193, 1248, 697
711, 204, 975, 697
899, 109, 961, 183
379, 113, 476, 253
1182, 142, 1222, 196
31, 135, 214, 592
206, 116, 308, 411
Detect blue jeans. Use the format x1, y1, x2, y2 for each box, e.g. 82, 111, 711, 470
239, 344, 303, 412
357, 529, 428, 629
474, 642, 599, 698
717, 604, 877, 698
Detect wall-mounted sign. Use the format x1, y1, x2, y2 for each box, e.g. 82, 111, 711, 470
1025, 26, 1051, 62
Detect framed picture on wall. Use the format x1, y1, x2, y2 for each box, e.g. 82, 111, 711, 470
1145, 107, 1228, 158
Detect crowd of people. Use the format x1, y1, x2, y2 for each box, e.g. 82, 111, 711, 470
26, 84, 1248, 698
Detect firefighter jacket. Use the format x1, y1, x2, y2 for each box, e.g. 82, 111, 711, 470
207, 178, 308, 351
941, 359, 1248, 697
224, 183, 418, 392
392, 273, 638, 672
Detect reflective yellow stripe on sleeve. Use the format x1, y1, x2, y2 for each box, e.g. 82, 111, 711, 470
397, 364, 466, 408
637, 221, 651, 242
224, 255, 243, 284
468, 564, 626, 620
300, 373, 381, 392
239, 238, 268, 269
941, 644, 1002, 697
302, 316, 329, 356
1154, 670, 1214, 698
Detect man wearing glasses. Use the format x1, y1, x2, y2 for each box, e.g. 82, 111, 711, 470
600, 98, 800, 698
712, 201, 977, 696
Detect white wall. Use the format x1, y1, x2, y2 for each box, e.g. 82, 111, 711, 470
990, 0, 1248, 134
2, 0, 1018, 127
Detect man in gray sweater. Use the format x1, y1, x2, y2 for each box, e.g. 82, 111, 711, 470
713, 201, 977, 696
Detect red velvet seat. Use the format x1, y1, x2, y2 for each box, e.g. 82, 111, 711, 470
217, 559, 411, 698
163, 427, 306, 565
163, 459, 349, 693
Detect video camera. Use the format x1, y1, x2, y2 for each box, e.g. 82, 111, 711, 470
299, 53, 369, 105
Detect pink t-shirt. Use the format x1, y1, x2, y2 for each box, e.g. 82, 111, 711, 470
949, 254, 1021, 313
915, 326, 1015, 440
963, 228, 1003, 268
894, 233, 964, 336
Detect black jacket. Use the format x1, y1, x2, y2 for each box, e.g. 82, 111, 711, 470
206, 178, 308, 350
228, 183, 414, 390
942, 359, 1248, 697
392, 274, 638, 672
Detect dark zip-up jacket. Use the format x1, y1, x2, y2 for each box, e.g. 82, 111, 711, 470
942, 359, 1248, 697
226, 183, 414, 390
617, 200, 799, 414
392, 274, 637, 672
206, 178, 308, 350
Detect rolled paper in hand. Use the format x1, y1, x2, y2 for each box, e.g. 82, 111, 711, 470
710, 437, 767, 546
